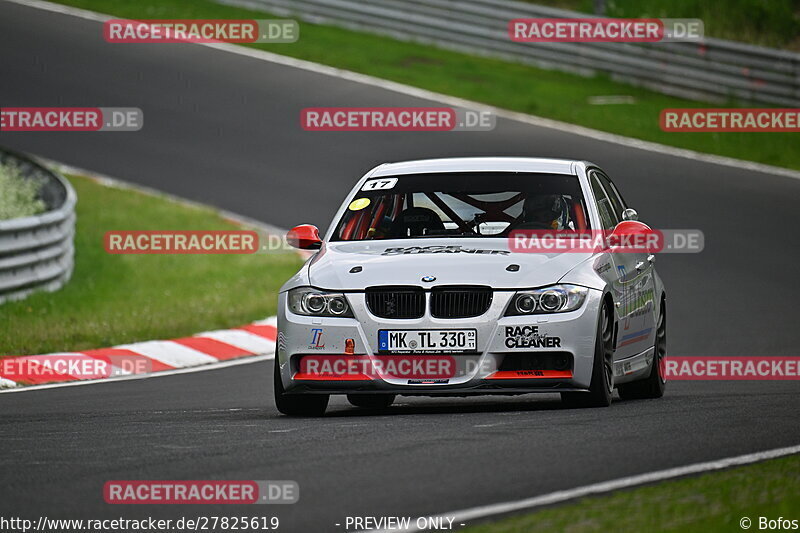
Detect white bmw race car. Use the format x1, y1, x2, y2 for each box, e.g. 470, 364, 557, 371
275, 157, 667, 416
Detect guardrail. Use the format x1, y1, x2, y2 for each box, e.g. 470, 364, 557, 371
222, 0, 800, 106
0, 148, 76, 305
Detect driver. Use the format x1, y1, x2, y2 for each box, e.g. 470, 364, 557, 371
520, 194, 569, 230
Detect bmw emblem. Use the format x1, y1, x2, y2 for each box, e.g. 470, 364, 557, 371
421, 275, 436, 282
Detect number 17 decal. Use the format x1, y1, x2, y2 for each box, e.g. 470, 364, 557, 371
361, 178, 398, 191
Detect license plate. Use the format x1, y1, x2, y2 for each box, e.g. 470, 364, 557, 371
378, 329, 477, 354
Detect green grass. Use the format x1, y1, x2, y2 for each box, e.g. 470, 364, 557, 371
50, 0, 800, 171
530, 0, 800, 50
462, 454, 800, 533
0, 174, 301, 357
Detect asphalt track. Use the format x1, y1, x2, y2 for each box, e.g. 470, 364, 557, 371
1, 1, 799, 531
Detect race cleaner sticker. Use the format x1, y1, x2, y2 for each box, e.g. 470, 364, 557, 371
504, 326, 561, 349
382, 245, 510, 255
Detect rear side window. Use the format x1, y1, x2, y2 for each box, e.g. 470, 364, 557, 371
594, 171, 626, 222
590, 173, 619, 230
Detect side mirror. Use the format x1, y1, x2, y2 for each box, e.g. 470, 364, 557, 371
621, 208, 638, 221
287, 224, 322, 250
607, 220, 655, 252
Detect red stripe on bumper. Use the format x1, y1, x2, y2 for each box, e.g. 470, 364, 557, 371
486, 370, 573, 380
292, 373, 372, 381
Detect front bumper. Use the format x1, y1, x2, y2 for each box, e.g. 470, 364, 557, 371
276, 289, 603, 395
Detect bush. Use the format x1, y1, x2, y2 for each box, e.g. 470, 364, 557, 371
0, 162, 46, 220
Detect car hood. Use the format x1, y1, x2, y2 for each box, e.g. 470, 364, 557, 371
306, 239, 592, 290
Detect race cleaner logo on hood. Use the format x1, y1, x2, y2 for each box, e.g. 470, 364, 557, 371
505, 326, 562, 349
382, 245, 510, 255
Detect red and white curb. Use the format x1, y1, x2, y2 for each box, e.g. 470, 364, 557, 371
0, 317, 277, 389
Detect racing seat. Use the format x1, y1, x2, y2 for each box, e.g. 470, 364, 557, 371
570, 202, 587, 231
388, 207, 446, 238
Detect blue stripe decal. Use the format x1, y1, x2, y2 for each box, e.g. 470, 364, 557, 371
621, 328, 652, 341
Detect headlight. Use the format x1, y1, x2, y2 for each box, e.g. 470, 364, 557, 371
288, 287, 354, 317
505, 284, 588, 315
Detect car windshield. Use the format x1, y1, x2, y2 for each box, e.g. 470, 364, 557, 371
332, 172, 591, 241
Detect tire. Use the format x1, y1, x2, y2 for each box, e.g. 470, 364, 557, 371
561, 300, 614, 408
273, 360, 329, 416
618, 300, 667, 400
347, 394, 395, 409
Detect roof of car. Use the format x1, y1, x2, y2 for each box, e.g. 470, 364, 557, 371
370, 157, 584, 177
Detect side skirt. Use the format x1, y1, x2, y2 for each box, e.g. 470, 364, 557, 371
613, 347, 654, 384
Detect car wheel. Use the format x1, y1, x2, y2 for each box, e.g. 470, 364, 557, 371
347, 394, 395, 409
561, 300, 614, 408
618, 299, 667, 400
273, 360, 329, 416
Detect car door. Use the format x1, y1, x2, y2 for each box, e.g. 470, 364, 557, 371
589, 170, 654, 359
